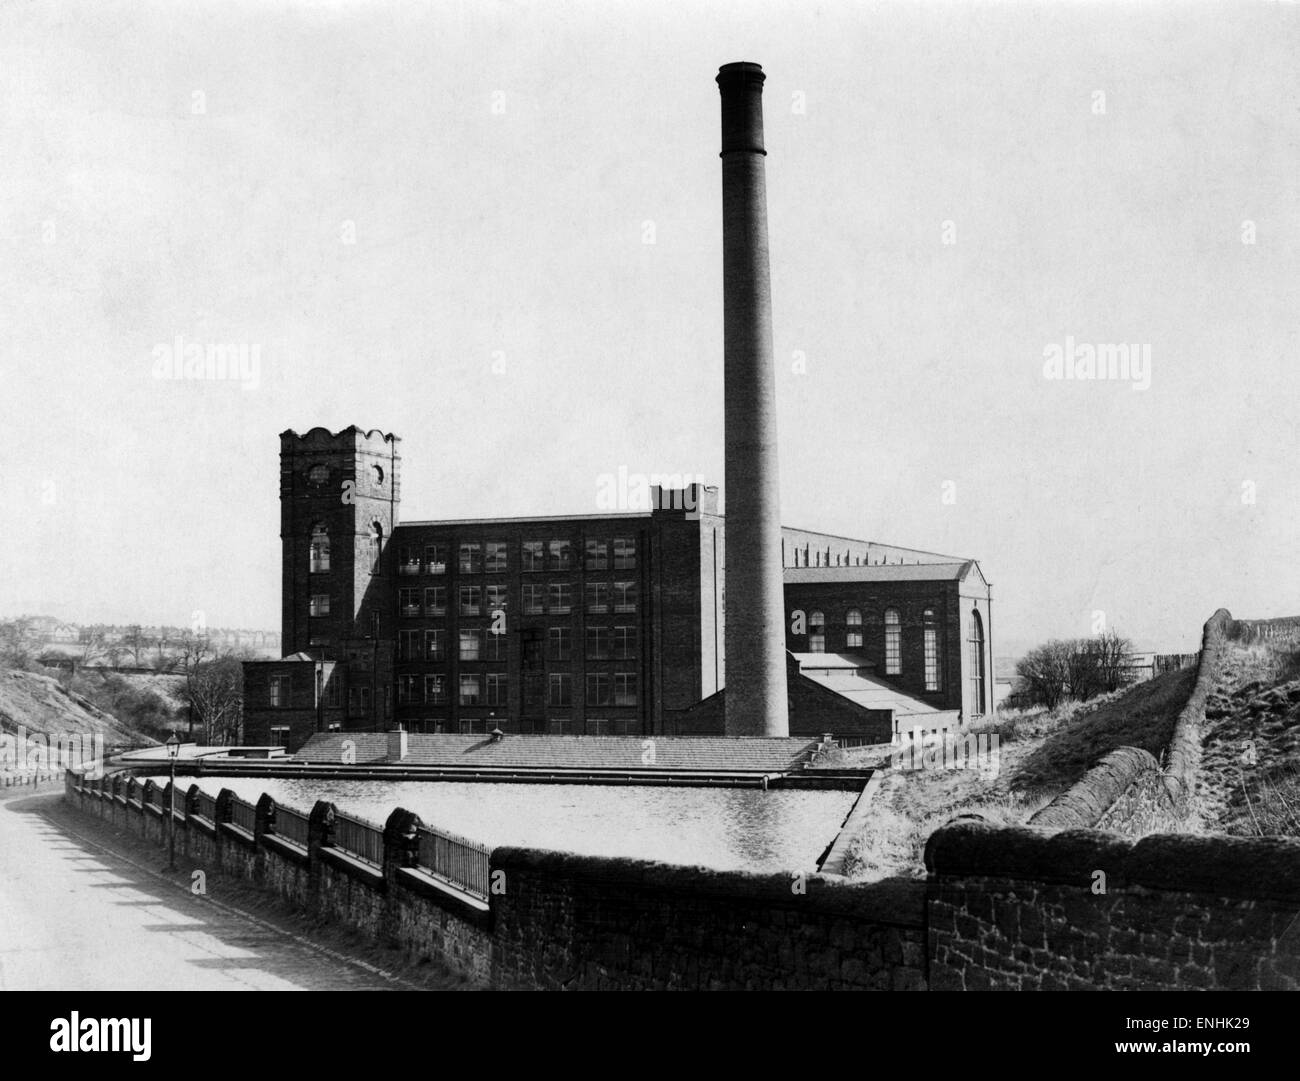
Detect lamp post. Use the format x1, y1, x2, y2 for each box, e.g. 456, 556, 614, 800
165, 732, 180, 872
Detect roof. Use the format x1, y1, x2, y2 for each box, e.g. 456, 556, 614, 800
793, 656, 942, 717
295, 733, 820, 772
784, 561, 973, 584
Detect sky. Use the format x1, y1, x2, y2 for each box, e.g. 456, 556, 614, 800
1, 0, 1297, 655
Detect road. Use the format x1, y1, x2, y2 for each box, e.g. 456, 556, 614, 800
0, 790, 416, 990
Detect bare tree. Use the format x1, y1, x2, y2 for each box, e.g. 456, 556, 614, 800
1014, 639, 1071, 710
181, 649, 244, 745
124, 625, 149, 667
0, 618, 37, 669
75, 627, 106, 676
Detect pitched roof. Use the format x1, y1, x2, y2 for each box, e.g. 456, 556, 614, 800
295, 733, 820, 772
793, 655, 943, 717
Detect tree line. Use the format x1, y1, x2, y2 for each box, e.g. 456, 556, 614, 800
1012, 630, 1134, 709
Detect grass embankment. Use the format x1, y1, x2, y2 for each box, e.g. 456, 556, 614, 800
1198, 640, 1300, 837
839, 666, 1197, 880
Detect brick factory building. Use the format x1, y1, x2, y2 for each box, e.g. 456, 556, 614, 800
242, 425, 994, 750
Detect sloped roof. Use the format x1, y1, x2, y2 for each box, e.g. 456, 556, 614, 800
792, 656, 942, 717
295, 733, 820, 772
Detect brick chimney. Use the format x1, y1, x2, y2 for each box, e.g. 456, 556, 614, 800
717, 61, 789, 737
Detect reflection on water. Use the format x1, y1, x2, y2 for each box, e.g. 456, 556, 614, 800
182, 775, 857, 873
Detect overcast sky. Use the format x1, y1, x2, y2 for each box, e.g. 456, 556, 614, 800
2, 1, 1297, 654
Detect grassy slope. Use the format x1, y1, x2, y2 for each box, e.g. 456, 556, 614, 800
840, 667, 1197, 880
0, 667, 156, 748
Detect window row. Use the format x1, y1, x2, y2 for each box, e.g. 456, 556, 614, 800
393, 537, 637, 575
308, 524, 382, 574
396, 581, 638, 617
398, 626, 637, 662
396, 671, 637, 707
801, 607, 943, 692
410, 718, 640, 736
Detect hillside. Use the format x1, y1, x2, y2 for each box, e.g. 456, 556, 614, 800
0, 667, 158, 750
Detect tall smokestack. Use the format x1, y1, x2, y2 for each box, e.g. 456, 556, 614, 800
717, 61, 789, 737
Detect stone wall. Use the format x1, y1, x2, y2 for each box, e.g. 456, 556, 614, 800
925, 822, 1300, 990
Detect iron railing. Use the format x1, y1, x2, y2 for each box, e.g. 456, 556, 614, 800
195, 790, 218, 822
332, 811, 384, 866
274, 804, 311, 848
229, 795, 257, 834
415, 825, 491, 899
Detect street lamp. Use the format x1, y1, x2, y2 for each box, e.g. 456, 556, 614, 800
165, 732, 181, 872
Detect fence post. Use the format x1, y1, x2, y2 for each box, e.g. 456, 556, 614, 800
381, 807, 423, 946
307, 801, 336, 912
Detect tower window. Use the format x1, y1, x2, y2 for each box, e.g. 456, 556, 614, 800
369, 523, 383, 574
310, 594, 330, 617
884, 609, 901, 675
270, 675, 291, 708
309, 525, 330, 573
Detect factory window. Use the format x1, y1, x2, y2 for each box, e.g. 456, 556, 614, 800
458, 543, 482, 574
399, 588, 420, 617
425, 675, 447, 704
309, 594, 330, 617
548, 719, 575, 735
270, 726, 289, 747
586, 672, 611, 707
485, 583, 508, 613
585, 582, 609, 613
969, 611, 986, 717
585, 539, 608, 571
809, 610, 825, 653
612, 625, 637, 659
425, 586, 447, 616
521, 540, 545, 571
522, 584, 545, 615
521, 629, 544, 669
549, 539, 575, 571
483, 629, 507, 660
548, 673, 572, 708
270, 675, 290, 708
459, 674, 482, 707
398, 630, 419, 660
586, 626, 610, 660
613, 581, 638, 613
425, 629, 445, 661
845, 608, 863, 650
924, 608, 941, 691
885, 609, 901, 675
549, 626, 572, 662
549, 582, 573, 614
613, 718, 638, 736
425, 545, 447, 574
309, 525, 330, 573
397, 675, 418, 705
485, 541, 508, 573
351, 686, 371, 712
325, 678, 341, 708
485, 673, 508, 707
614, 672, 637, 706
459, 585, 482, 616
587, 718, 611, 736
612, 537, 636, 570
398, 547, 420, 575
459, 629, 483, 662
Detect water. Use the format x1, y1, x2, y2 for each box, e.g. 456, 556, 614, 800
173, 775, 857, 873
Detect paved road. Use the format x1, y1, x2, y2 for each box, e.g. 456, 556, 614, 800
0, 792, 411, 990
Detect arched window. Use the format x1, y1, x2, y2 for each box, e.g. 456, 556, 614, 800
309, 524, 330, 573
969, 610, 986, 716
923, 608, 941, 691
369, 522, 383, 575
884, 608, 901, 674
845, 608, 863, 650
809, 610, 825, 653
